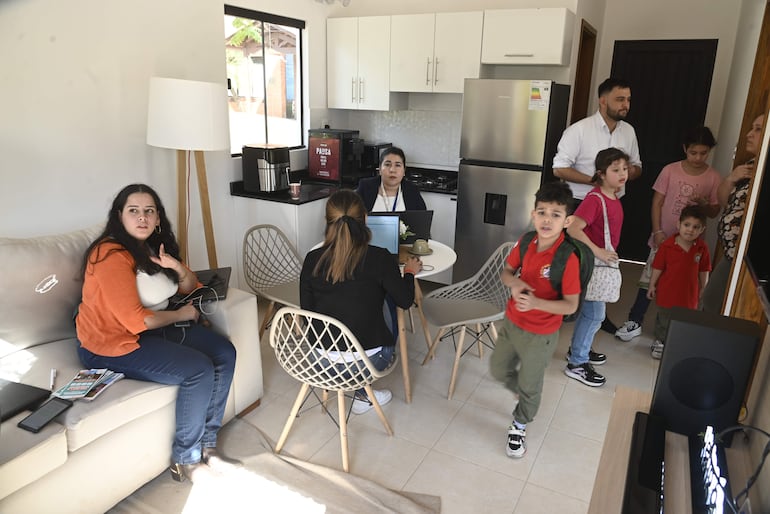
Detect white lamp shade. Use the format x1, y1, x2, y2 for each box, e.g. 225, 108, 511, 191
146, 77, 230, 151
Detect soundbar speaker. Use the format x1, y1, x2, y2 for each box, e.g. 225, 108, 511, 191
650, 307, 760, 446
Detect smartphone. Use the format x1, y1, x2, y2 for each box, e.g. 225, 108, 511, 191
17, 396, 73, 433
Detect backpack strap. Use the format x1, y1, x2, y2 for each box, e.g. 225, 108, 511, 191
517, 231, 537, 267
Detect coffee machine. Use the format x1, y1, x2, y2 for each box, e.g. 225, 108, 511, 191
308, 128, 363, 186
361, 141, 393, 176
242, 144, 290, 193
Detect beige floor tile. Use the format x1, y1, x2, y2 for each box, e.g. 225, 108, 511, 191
309, 425, 430, 490
527, 427, 603, 503
243, 387, 340, 461
550, 385, 614, 442
433, 402, 545, 481
352, 385, 464, 448
513, 483, 588, 514
404, 450, 525, 514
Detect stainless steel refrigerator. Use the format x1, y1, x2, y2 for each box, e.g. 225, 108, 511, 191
453, 79, 570, 281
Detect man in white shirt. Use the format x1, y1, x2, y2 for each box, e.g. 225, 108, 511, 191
552, 77, 643, 341
553, 78, 642, 199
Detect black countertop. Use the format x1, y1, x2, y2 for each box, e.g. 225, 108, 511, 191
230, 181, 338, 205
230, 166, 457, 204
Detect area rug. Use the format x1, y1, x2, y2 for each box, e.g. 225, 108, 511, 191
108, 418, 441, 514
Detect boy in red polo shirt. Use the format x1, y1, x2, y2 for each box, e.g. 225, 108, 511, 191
490, 181, 581, 458
647, 205, 711, 359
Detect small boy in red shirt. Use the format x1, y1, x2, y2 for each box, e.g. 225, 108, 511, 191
647, 205, 711, 359
491, 181, 581, 458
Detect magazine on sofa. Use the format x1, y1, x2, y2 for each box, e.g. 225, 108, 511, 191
53, 368, 124, 400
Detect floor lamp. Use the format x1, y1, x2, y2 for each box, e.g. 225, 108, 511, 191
146, 77, 229, 267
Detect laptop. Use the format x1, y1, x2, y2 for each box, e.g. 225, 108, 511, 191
399, 210, 433, 243
0, 378, 51, 422
194, 267, 232, 300
366, 214, 401, 254
171, 266, 232, 307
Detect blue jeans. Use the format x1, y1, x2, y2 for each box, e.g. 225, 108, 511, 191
77, 324, 236, 465
314, 345, 396, 397
567, 299, 605, 366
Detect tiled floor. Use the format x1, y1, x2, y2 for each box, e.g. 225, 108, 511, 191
242, 262, 660, 513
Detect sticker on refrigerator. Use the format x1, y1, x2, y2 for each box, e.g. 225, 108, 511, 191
528, 80, 551, 111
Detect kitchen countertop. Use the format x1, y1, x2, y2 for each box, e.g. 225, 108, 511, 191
230, 181, 338, 205
230, 167, 457, 204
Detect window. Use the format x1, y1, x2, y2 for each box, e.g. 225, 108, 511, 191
224, 6, 305, 155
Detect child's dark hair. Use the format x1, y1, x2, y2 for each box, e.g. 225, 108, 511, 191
592, 147, 630, 183
535, 180, 574, 213
683, 126, 717, 148
680, 205, 707, 225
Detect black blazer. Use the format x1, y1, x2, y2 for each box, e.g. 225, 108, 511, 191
356, 176, 427, 212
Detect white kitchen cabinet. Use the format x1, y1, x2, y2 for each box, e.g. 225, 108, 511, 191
390, 12, 482, 94
327, 16, 405, 110
422, 191, 457, 284
231, 196, 326, 290
481, 8, 575, 65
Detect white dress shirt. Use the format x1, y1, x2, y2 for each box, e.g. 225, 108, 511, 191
552, 111, 642, 200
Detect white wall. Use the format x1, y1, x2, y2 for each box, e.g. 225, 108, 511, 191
0, 0, 330, 273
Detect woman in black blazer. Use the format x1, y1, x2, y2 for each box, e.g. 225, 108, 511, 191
356, 146, 426, 212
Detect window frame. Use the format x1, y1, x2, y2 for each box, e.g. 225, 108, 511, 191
224, 5, 306, 156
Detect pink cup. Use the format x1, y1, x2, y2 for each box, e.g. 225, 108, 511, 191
289, 182, 301, 199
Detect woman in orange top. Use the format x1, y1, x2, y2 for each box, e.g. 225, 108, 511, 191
75, 184, 237, 483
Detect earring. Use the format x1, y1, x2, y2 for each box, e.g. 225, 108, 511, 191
155, 225, 162, 234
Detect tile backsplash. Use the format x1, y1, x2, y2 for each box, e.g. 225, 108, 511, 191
318, 94, 463, 170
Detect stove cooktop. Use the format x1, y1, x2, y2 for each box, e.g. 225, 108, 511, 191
407, 168, 457, 193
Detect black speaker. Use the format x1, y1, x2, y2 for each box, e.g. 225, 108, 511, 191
650, 307, 760, 445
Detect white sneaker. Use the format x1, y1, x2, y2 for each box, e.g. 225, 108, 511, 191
615, 320, 642, 341
651, 340, 665, 360
351, 389, 392, 414
506, 424, 526, 458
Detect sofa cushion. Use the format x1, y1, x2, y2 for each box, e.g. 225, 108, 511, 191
0, 413, 68, 500
0, 226, 102, 355
1, 338, 177, 452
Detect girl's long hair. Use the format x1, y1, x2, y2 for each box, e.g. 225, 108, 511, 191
81, 183, 180, 282
314, 189, 371, 283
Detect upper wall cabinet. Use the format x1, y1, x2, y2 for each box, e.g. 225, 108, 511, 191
327, 16, 405, 110
481, 8, 575, 65
390, 12, 483, 93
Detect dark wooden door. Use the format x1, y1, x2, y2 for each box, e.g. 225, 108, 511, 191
611, 39, 718, 261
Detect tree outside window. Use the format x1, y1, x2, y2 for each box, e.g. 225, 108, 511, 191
225, 6, 304, 155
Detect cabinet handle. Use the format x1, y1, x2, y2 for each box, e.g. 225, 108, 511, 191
504, 53, 535, 57
359, 78, 364, 102
351, 77, 356, 102
425, 57, 432, 86
433, 58, 439, 86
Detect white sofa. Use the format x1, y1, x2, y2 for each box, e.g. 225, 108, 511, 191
0, 226, 264, 513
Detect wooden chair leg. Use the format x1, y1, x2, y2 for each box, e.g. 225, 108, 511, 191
422, 327, 446, 364
448, 326, 467, 400
476, 323, 484, 359
337, 390, 349, 472
321, 390, 330, 414
489, 321, 499, 341
363, 384, 393, 436
275, 383, 310, 453
259, 301, 276, 341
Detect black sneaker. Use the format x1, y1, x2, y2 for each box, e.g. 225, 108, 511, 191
600, 317, 619, 335
564, 362, 606, 387
506, 424, 526, 458
566, 348, 607, 366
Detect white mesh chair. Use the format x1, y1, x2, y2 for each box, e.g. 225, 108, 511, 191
269, 306, 397, 472
243, 224, 302, 341
420, 242, 515, 399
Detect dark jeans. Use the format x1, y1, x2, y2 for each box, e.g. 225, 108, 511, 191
628, 287, 652, 325
78, 324, 236, 464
